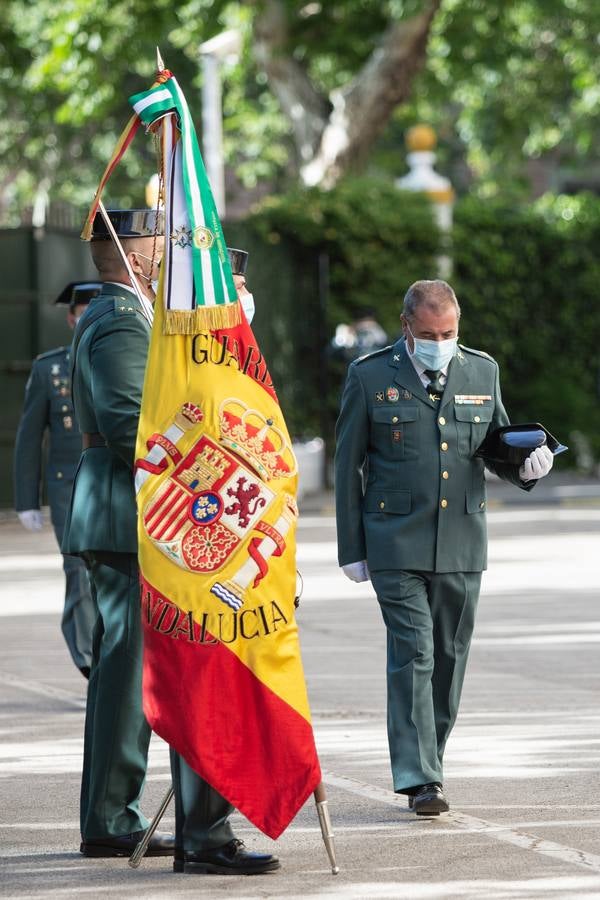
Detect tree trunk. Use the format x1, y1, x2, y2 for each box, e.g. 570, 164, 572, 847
252, 0, 442, 187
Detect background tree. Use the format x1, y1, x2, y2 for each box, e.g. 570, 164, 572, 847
1, 0, 600, 222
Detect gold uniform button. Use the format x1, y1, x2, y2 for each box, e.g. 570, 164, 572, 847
61, 405, 68, 412
379, 501, 385, 510
442, 470, 449, 480
441, 499, 448, 509
438, 416, 446, 426
57, 472, 63, 480
474, 415, 481, 423
392, 416, 398, 423
479, 501, 486, 509
441, 441, 448, 451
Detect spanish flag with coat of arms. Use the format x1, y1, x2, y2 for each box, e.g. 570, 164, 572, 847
87, 67, 321, 839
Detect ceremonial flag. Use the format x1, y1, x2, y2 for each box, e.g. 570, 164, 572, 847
128, 71, 321, 839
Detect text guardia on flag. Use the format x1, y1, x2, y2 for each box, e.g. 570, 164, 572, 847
129, 72, 321, 839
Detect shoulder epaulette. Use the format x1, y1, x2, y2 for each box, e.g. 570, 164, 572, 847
353, 344, 394, 366
459, 344, 496, 363
114, 297, 137, 315
35, 346, 68, 361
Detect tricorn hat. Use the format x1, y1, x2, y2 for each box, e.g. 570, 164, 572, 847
54, 281, 102, 309
475, 423, 568, 466
91, 208, 164, 241
227, 247, 248, 276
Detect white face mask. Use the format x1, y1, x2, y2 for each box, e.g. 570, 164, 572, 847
240, 291, 255, 324
408, 325, 458, 370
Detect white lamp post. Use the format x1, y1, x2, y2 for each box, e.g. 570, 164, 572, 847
199, 29, 242, 218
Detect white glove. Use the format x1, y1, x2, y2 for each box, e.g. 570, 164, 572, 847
18, 509, 44, 531
519, 445, 554, 481
342, 561, 370, 583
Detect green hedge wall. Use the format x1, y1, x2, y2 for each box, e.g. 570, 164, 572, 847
248, 178, 439, 442
248, 182, 600, 464
453, 193, 600, 461
249, 177, 440, 336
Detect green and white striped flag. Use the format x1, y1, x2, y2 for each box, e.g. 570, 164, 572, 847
129, 76, 239, 332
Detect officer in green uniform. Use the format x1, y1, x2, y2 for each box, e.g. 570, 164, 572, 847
62, 210, 278, 875
335, 279, 554, 816
13, 282, 101, 678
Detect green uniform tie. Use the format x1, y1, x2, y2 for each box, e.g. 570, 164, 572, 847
424, 369, 444, 402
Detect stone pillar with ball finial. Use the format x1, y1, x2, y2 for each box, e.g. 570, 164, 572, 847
396, 125, 455, 276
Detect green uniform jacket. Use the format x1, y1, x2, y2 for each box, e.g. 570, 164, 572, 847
62, 284, 150, 556
335, 338, 533, 574
13, 346, 81, 537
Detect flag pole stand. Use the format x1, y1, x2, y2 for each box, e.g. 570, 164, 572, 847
129, 785, 174, 868
314, 782, 339, 874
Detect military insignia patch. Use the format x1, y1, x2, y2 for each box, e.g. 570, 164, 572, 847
375, 391, 384, 402
454, 394, 492, 405
171, 225, 193, 249
392, 430, 402, 442
63, 416, 73, 430
193, 226, 215, 250
386, 386, 399, 402
401, 390, 412, 400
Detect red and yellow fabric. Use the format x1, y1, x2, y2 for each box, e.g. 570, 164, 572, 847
131, 73, 321, 839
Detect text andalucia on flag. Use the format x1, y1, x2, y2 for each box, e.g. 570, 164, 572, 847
129, 70, 321, 839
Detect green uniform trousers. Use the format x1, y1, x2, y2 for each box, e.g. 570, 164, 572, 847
81, 551, 235, 848
170, 751, 234, 851
370, 570, 482, 793
60, 553, 95, 674
80, 552, 150, 839
50, 489, 95, 675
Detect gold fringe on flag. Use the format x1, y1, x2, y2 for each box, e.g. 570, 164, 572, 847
162, 302, 242, 334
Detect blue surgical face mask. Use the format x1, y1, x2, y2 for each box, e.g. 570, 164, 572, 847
408, 325, 458, 370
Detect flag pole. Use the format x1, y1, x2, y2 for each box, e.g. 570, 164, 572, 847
96, 201, 153, 326
314, 782, 339, 874
128, 785, 174, 868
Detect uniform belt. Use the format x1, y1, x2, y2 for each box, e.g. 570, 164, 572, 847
82, 432, 107, 449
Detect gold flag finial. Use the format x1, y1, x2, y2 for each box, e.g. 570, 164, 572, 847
156, 46, 165, 71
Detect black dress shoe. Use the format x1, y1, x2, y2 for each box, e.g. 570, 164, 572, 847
174, 839, 280, 875
80, 829, 175, 857
412, 783, 449, 816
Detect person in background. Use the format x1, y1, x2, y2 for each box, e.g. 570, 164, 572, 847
13, 281, 101, 678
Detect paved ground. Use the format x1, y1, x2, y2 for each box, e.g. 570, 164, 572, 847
1, 494, 600, 899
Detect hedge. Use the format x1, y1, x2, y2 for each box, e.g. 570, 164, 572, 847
454, 193, 600, 462
247, 181, 600, 464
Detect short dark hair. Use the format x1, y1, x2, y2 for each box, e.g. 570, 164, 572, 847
90, 236, 156, 276
403, 280, 461, 322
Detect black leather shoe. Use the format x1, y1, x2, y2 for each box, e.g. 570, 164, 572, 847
80, 829, 175, 857
175, 839, 280, 875
412, 783, 449, 816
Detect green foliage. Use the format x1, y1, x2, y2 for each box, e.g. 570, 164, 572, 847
248, 178, 439, 443
249, 178, 439, 336
247, 181, 600, 464
453, 192, 600, 460
3, 0, 600, 221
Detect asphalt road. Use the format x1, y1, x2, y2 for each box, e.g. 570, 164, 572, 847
1, 501, 599, 899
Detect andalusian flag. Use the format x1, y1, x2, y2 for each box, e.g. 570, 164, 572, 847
129, 71, 321, 838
